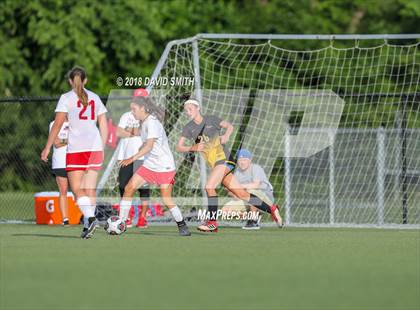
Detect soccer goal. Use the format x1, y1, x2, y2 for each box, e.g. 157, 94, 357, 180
97, 33, 420, 228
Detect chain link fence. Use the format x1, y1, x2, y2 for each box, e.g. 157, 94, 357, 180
0, 97, 110, 221
1, 96, 420, 226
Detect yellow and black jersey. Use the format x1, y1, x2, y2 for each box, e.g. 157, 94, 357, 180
181, 115, 235, 168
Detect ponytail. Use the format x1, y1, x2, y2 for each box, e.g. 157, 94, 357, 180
68, 66, 88, 106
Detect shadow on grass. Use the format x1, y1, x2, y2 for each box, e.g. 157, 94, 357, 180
11, 233, 79, 239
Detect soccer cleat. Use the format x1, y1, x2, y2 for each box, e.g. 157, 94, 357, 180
125, 218, 133, 228
197, 220, 218, 233
270, 205, 284, 228
136, 216, 148, 228
80, 228, 89, 238
62, 219, 69, 226
80, 217, 98, 239
177, 223, 191, 236
242, 220, 260, 230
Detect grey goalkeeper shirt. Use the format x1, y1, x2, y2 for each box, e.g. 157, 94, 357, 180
234, 163, 274, 201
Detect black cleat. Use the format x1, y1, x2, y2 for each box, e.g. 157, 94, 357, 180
80, 217, 97, 239
242, 220, 261, 230
177, 222, 191, 236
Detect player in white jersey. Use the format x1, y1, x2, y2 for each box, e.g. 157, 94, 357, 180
117, 107, 150, 228
118, 96, 191, 236
41, 66, 108, 239
49, 120, 70, 225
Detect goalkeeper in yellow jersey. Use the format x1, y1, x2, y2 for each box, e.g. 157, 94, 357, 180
176, 99, 283, 232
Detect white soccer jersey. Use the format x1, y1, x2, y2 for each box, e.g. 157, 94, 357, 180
49, 121, 69, 169
117, 111, 144, 160
55, 89, 107, 153
141, 115, 175, 172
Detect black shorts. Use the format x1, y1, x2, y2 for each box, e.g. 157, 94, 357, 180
51, 168, 67, 178
214, 160, 236, 180
118, 160, 150, 199
214, 159, 236, 171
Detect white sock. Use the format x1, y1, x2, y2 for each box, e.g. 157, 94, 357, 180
83, 216, 89, 227
77, 196, 95, 218
119, 199, 132, 221
169, 206, 183, 223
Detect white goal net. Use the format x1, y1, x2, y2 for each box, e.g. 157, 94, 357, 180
98, 34, 420, 227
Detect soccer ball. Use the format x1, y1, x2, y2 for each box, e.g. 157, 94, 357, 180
104, 216, 126, 235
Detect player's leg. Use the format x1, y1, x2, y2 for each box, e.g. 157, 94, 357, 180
249, 189, 275, 222
204, 164, 230, 215
119, 173, 147, 221
67, 170, 86, 198
81, 169, 101, 237
67, 170, 97, 238
222, 185, 249, 215
205, 164, 230, 196
68, 170, 91, 218
118, 162, 133, 197
136, 187, 150, 228
241, 205, 261, 230
222, 185, 261, 229
160, 184, 191, 236
222, 185, 259, 229
245, 205, 261, 228
221, 198, 247, 217
81, 169, 99, 205
243, 190, 266, 230
117, 163, 135, 226
198, 164, 231, 232
222, 173, 283, 227
252, 190, 281, 227
55, 174, 69, 225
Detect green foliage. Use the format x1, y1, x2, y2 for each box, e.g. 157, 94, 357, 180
1, 0, 419, 96
0, 0, 419, 192
0, 102, 56, 191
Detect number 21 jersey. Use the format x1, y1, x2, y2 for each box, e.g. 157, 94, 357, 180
55, 89, 107, 153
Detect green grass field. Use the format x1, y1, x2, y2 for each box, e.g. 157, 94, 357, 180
0, 224, 418, 310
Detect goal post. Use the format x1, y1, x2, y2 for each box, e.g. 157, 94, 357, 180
97, 33, 420, 228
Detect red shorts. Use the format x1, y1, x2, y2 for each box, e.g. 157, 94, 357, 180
135, 166, 176, 185
66, 151, 104, 171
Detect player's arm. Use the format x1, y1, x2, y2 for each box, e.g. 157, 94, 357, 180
116, 113, 137, 138
176, 136, 204, 153
41, 112, 66, 162
119, 138, 155, 167
241, 180, 261, 190
244, 166, 269, 190
98, 113, 108, 148
219, 120, 233, 145
116, 126, 133, 138
132, 127, 140, 136
53, 137, 67, 148
51, 122, 67, 148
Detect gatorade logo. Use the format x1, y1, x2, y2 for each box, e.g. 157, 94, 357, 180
45, 200, 55, 213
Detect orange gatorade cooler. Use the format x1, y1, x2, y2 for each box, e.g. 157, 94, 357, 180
34, 192, 82, 225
